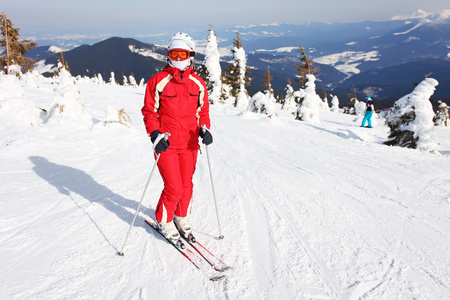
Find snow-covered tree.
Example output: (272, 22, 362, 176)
(282, 78, 296, 112)
(434, 100, 449, 127)
(129, 74, 137, 88)
(122, 74, 128, 86)
(223, 32, 251, 108)
(384, 78, 439, 152)
(330, 95, 340, 113)
(321, 90, 330, 111)
(108, 72, 117, 85)
(97, 73, 105, 85)
(295, 74, 322, 123)
(247, 66, 276, 115)
(202, 26, 222, 104)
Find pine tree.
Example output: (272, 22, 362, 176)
(263, 67, 274, 97)
(223, 31, 252, 108)
(294, 45, 319, 89)
(0, 13, 37, 74)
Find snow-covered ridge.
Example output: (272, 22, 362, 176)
(254, 47, 298, 53)
(128, 45, 166, 61)
(393, 19, 431, 35)
(235, 22, 282, 29)
(392, 9, 450, 21)
(314, 51, 379, 75)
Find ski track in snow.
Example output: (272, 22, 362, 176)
(1, 79, 450, 299)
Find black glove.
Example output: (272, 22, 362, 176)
(150, 130, 170, 153)
(199, 127, 213, 145)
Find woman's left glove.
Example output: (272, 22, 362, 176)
(199, 127, 213, 145)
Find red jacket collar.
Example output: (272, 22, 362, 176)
(164, 64, 194, 82)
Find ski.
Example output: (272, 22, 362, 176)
(181, 234, 232, 273)
(145, 219, 226, 282)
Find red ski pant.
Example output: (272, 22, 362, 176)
(155, 148, 198, 223)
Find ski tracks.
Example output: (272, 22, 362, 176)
(233, 168, 343, 299)
(210, 112, 345, 299)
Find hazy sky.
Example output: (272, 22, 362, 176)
(3, 0, 449, 33)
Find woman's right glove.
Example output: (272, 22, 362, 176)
(150, 130, 170, 153)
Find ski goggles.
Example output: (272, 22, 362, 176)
(167, 49, 195, 60)
(168, 49, 192, 61)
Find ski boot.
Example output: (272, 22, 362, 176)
(174, 215, 196, 243)
(158, 221, 185, 249)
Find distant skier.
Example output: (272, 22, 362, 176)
(361, 95, 375, 128)
(141, 32, 213, 244)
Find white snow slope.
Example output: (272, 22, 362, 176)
(1, 75, 449, 300)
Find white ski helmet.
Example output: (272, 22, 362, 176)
(168, 32, 196, 53)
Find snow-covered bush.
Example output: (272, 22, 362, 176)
(102, 106, 132, 128)
(23, 69, 42, 88)
(45, 63, 92, 126)
(354, 99, 365, 116)
(384, 78, 439, 152)
(249, 91, 276, 116)
(0, 74, 44, 127)
(6, 64, 23, 78)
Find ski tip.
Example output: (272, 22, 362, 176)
(210, 275, 227, 282)
(117, 252, 124, 257)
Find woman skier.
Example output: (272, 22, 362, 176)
(361, 95, 375, 128)
(141, 32, 213, 244)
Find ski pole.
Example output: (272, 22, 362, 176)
(202, 125, 224, 239)
(118, 133, 169, 256)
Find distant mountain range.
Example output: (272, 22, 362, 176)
(26, 9, 450, 108)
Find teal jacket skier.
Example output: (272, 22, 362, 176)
(361, 95, 375, 128)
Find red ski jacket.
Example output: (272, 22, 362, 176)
(142, 65, 210, 151)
